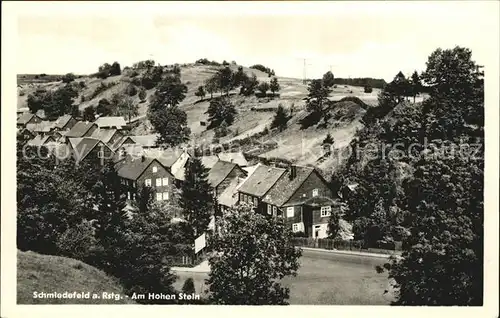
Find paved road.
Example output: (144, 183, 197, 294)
(301, 248, 390, 268)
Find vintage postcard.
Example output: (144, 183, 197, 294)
(1, 1, 498, 317)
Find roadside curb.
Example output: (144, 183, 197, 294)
(299, 247, 400, 259)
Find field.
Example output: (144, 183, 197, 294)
(173, 249, 395, 305)
(17, 250, 134, 304)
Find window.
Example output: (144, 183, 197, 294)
(156, 193, 162, 201)
(321, 206, 332, 217)
(162, 177, 169, 186)
(152, 166, 158, 173)
(267, 205, 272, 215)
(162, 192, 169, 201)
(145, 179, 152, 187)
(253, 197, 258, 206)
(156, 178, 162, 187)
(312, 189, 319, 197)
(273, 206, 277, 215)
(286, 207, 294, 218)
(97, 150, 104, 158)
(127, 192, 131, 200)
(292, 223, 300, 232)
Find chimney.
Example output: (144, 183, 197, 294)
(290, 165, 297, 180)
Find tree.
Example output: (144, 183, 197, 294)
(83, 106, 96, 122)
(149, 106, 191, 147)
(322, 71, 335, 88)
(241, 73, 259, 96)
(384, 153, 483, 305)
(126, 84, 138, 96)
(179, 157, 213, 240)
(206, 203, 302, 305)
(205, 77, 218, 99)
(119, 202, 178, 303)
(148, 75, 188, 113)
(182, 278, 196, 294)
(232, 66, 249, 88)
(206, 96, 237, 128)
(112, 93, 138, 123)
(62, 73, 76, 83)
(27, 89, 47, 114)
(305, 79, 331, 114)
(110, 62, 121, 76)
(327, 207, 342, 239)
(214, 67, 234, 95)
(364, 85, 373, 93)
(135, 185, 154, 215)
(270, 104, 289, 132)
(410, 71, 421, 103)
(195, 86, 206, 101)
(322, 133, 334, 146)
(138, 87, 147, 102)
(96, 98, 113, 116)
(257, 82, 270, 95)
(269, 77, 280, 96)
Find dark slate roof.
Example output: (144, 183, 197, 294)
(208, 160, 238, 188)
(54, 115, 73, 129)
(115, 155, 157, 180)
(65, 122, 96, 138)
(26, 121, 55, 133)
(262, 166, 315, 207)
(237, 164, 286, 198)
(73, 138, 101, 161)
(17, 113, 36, 125)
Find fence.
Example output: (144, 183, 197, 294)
(291, 238, 402, 255)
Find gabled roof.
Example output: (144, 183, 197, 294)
(237, 164, 286, 198)
(200, 155, 219, 169)
(54, 115, 73, 129)
(17, 113, 38, 125)
(217, 152, 248, 167)
(65, 122, 97, 138)
(262, 166, 315, 207)
(90, 128, 119, 144)
(208, 160, 239, 188)
(130, 134, 159, 148)
(142, 148, 184, 168)
(115, 155, 160, 180)
(73, 138, 110, 162)
(94, 116, 126, 128)
(26, 121, 55, 133)
(111, 135, 135, 151)
(67, 137, 83, 150)
(27, 135, 55, 147)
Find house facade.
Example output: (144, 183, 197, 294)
(208, 160, 247, 198)
(72, 138, 115, 165)
(54, 115, 77, 132)
(116, 156, 175, 203)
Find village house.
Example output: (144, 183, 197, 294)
(26, 135, 57, 147)
(208, 160, 247, 198)
(17, 128, 36, 142)
(62, 122, 98, 142)
(94, 116, 127, 130)
(237, 164, 287, 214)
(261, 165, 338, 239)
(53, 114, 77, 132)
(71, 137, 115, 165)
(26, 121, 56, 137)
(115, 155, 175, 203)
(90, 128, 124, 148)
(17, 113, 42, 128)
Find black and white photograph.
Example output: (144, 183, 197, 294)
(1, 1, 499, 316)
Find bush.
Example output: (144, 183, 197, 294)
(61, 73, 76, 83)
(126, 84, 138, 96)
(79, 81, 86, 88)
(181, 278, 195, 294)
(364, 85, 373, 93)
(19, 90, 25, 96)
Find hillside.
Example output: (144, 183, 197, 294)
(17, 250, 134, 304)
(17, 62, 395, 176)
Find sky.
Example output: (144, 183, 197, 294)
(13, 1, 499, 82)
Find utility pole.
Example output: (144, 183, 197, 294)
(301, 58, 312, 84)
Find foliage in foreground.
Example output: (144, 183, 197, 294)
(207, 203, 302, 305)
